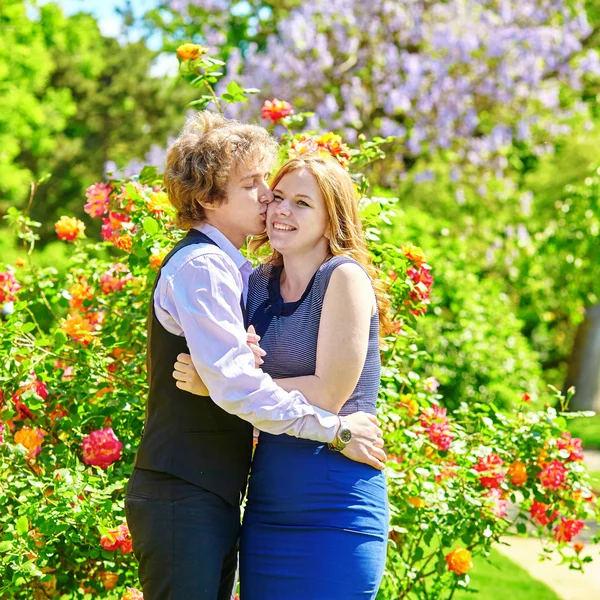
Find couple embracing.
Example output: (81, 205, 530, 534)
(125, 111, 390, 600)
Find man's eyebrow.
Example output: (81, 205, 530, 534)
(239, 171, 265, 182)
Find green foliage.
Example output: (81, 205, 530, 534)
(1, 0, 196, 242)
(382, 203, 544, 410)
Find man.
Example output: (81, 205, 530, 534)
(125, 111, 386, 600)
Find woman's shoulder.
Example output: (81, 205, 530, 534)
(315, 255, 369, 290)
(249, 261, 278, 288)
(251, 262, 271, 277)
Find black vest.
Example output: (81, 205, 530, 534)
(134, 229, 253, 505)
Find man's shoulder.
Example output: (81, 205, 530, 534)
(161, 242, 237, 282)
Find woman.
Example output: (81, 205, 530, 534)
(174, 154, 390, 599)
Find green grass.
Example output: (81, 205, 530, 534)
(568, 416, 600, 450)
(588, 470, 600, 494)
(453, 547, 561, 600)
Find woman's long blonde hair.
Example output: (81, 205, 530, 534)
(249, 155, 392, 335)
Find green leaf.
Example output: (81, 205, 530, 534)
(16, 516, 28, 535)
(134, 244, 148, 259)
(188, 98, 211, 108)
(0, 541, 12, 553)
(20, 322, 35, 333)
(54, 329, 68, 348)
(226, 81, 244, 95)
(139, 166, 159, 184)
(143, 217, 160, 236)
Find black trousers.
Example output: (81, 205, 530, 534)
(125, 468, 240, 600)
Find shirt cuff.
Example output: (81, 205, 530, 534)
(311, 406, 340, 444)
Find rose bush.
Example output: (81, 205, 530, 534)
(0, 43, 598, 599)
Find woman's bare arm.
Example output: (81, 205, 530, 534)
(274, 263, 375, 414)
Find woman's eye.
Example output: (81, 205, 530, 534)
(273, 195, 283, 202)
(297, 200, 309, 207)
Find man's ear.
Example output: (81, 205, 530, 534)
(197, 198, 216, 211)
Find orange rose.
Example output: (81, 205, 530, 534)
(408, 496, 426, 508)
(55, 216, 85, 242)
(400, 394, 419, 416)
(114, 234, 133, 253)
(69, 280, 93, 311)
(537, 447, 550, 468)
(99, 570, 119, 590)
(507, 460, 528, 486)
(176, 43, 206, 61)
(445, 547, 473, 575)
(61, 313, 95, 346)
(149, 249, 169, 270)
(574, 542, 584, 554)
(14, 426, 44, 459)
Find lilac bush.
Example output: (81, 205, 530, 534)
(169, 0, 600, 189)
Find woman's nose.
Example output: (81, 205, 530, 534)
(275, 199, 291, 215)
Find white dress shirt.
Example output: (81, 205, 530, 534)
(153, 223, 339, 443)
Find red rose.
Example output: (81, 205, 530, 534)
(557, 432, 584, 462)
(473, 453, 505, 488)
(529, 500, 559, 526)
(82, 427, 123, 469)
(553, 518, 584, 543)
(100, 523, 132, 554)
(261, 98, 293, 124)
(538, 459, 567, 490)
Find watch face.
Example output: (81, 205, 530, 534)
(339, 428, 352, 444)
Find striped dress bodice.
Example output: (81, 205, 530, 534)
(247, 255, 381, 416)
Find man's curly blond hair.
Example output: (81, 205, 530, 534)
(164, 111, 278, 230)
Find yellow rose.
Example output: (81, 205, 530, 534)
(176, 43, 206, 61)
(401, 242, 427, 267)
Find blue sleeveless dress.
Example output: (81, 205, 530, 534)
(239, 256, 389, 599)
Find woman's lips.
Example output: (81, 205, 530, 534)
(271, 222, 296, 231)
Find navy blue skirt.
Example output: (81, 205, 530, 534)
(239, 433, 389, 599)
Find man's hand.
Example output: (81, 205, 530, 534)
(340, 412, 386, 470)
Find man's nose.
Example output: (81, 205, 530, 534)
(258, 186, 274, 204)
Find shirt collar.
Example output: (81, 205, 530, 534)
(194, 223, 251, 272)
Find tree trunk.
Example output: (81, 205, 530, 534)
(565, 303, 600, 412)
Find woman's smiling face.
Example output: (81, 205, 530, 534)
(266, 168, 330, 256)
